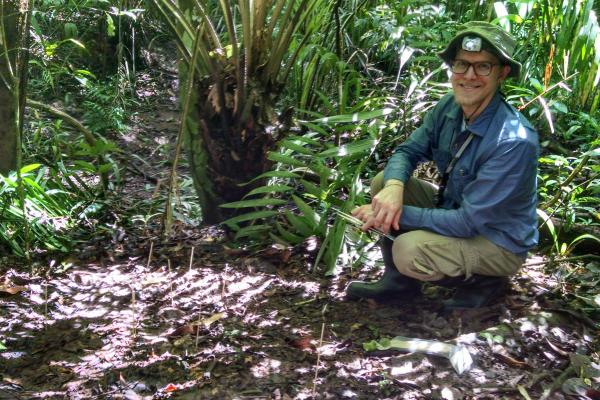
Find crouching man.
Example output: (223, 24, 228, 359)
(347, 21, 539, 310)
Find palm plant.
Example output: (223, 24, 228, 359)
(152, 0, 329, 223)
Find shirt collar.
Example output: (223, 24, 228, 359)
(445, 92, 504, 137)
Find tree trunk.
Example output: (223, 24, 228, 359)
(184, 75, 277, 224)
(0, 1, 19, 175)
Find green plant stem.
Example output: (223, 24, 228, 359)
(27, 99, 109, 188)
(517, 72, 578, 112)
(13, 0, 33, 261)
(541, 155, 590, 210)
(163, 25, 202, 235)
(27, 99, 97, 147)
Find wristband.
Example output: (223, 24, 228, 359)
(384, 180, 404, 188)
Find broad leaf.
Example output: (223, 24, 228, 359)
(220, 198, 286, 208)
(312, 108, 393, 124)
(244, 184, 294, 197)
(222, 210, 279, 226)
(318, 139, 378, 157)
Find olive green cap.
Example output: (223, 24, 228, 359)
(438, 21, 521, 78)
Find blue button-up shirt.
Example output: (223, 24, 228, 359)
(384, 92, 539, 257)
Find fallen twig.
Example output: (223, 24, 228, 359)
(147, 241, 154, 268)
(189, 246, 195, 271)
(312, 304, 328, 397)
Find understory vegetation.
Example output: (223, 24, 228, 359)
(1, 0, 599, 316)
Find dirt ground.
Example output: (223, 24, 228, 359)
(1, 70, 599, 400)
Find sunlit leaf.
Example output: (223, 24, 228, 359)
(220, 198, 286, 208)
(312, 108, 394, 124)
(244, 184, 294, 197)
(222, 210, 278, 226)
(239, 171, 301, 186)
(318, 139, 377, 157)
(267, 152, 306, 167)
(583, 147, 600, 157)
(20, 164, 42, 174)
(517, 385, 533, 400)
(280, 140, 316, 156)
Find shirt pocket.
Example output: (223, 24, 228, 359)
(450, 167, 475, 197)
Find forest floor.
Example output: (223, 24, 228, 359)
(1, 69, 599, 400)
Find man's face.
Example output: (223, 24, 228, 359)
(451, 49, 510, 113)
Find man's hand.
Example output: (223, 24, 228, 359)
(352, 182, 404, 234)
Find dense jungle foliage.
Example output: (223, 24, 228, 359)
(0, 0, 599, 303)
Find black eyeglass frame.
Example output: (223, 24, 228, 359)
(450, 59, 501, 76)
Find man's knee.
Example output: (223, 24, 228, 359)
(391, 232, 445, 281)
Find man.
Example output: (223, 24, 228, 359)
(347, 21, 539, 309)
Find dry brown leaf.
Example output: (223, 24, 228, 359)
(287, 335, 314, 351)
(0, 285, 27, 295)
(168, 325, 196, 338)
(492, 346, 530, 369)
(168, 313, 225, 339)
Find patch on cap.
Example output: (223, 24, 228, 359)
(462, 36, 482, 52)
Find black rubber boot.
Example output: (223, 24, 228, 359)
(437, 274, 509, 310)
(346, 237, 421, 302)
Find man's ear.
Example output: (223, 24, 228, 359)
(499, 65, 511, 80)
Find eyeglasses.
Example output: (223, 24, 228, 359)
(451, 59, 500, 76)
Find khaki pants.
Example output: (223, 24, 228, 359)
(371, 172, 523, 281)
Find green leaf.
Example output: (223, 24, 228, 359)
(292, 195, 320, 228)
(321, 219, 347, 275)
(280, 140, 316, 156)
(245, 184, 294, 197)
(567, 233, 600, 254)
(62, 38, 87, 50)
(583, 148, 600, 157)
(517, 385, 533, 400)
(300, 179, 325, 201)
(234, 224, 271, 240)
(267, 152, 306, 167)
(220, 198, 286, 208)
(72, 160, 97, 173)
(64, 22, 78, 38)
(275, 222, 304, 244)
(318, 139, 378, 157)
(239, 171, 301, 185)
(20, 164, 42, 174)
(537, 208, 557, 243)
(0, 340, 6, 351)
(284, 210, 313, 236)
(312, 108, 394, 124)
(222, 210, 279, 226)
(106, 13, 116, 37)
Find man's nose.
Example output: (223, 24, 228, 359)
(464, 64, 477, 78)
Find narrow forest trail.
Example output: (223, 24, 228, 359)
(1, 72, 598, 400)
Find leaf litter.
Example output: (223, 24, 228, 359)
(1, 69, 598, 400)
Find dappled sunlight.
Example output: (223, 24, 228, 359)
(1, 234, 597, 397)
(251, 358, 282, 378)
